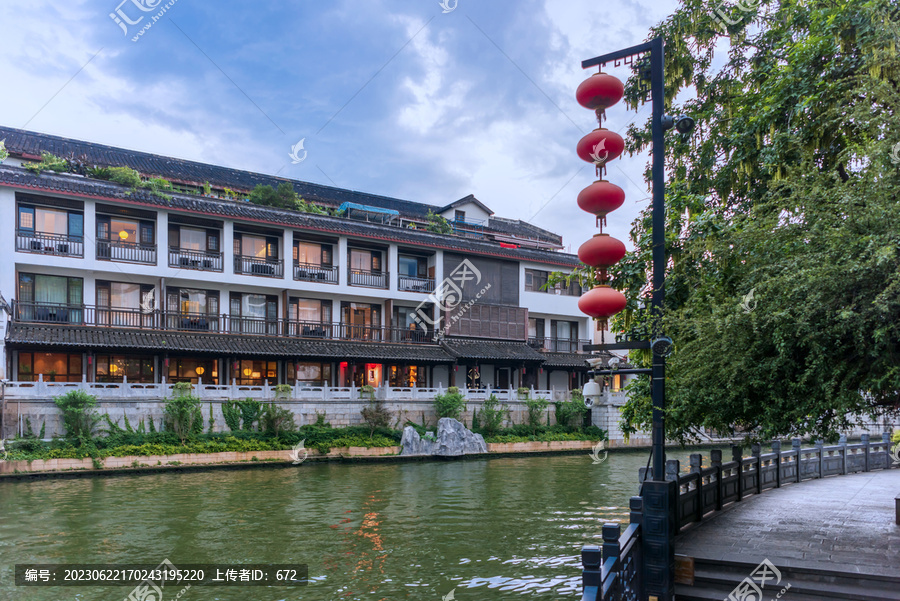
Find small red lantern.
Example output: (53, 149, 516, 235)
(578, 233, 627, 268)
(576, 128, 624, 166)
(577, 180, 625, 222)
(576, 72, 624, 113)
(578, 285, 627, 330)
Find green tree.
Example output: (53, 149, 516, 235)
(599, 0, 900, 443)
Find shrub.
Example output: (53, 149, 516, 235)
(222, 401, 242, 432)
(555, 396, 588, 431)
(239, 399, 263, 431)
(360, 384, 376, 399)
(164, 394, 204, 443)
(524, 397, 550, 434)
(434, 388, 466, 420)
(274, 384, 292, 398)
(517, 387, 530, 399)
(54, 390, 102, 442)
(107, 166, 142, 188)
(260, 403, 296, 436)
(475, 395, 508, 437)
(361, 400, 392, 437)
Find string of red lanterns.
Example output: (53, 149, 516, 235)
(575, 70, 628, 337)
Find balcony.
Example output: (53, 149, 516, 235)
(397, 275, 436, 294)
(234, 255, 284, 278)
(294, 262, 339, 284)
(349, 269, 388, 289)
(528, 337, 591, 353)
(169, 248, 224, 272)
(12, 302, 434, 345)
(97, 240, 157, 265)
(16, 230, 84, 258)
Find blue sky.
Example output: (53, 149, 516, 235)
(0, 0, 679, 252)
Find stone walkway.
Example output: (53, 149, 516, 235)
(676, 468, 900, 578)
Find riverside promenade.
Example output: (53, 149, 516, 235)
(675, 468, 900, 600)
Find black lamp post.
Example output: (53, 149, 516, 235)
(581, 36, 690, 601)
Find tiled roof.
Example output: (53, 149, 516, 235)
(0, 126, 561, 244)
(440, 338, 546, 362)
(0, 166, 580, 268)
(439, 194, 494, 216)
(6, 324, 455, 363)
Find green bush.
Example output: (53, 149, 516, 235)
(222, 401, 242, 431)
(555, 396, 588, 431)
(164, 395, 204, 443)
(239, 399, 263, 431)
(524, 397, 550, 434)
(54, 390, 102, 442)
(434, 389, 466, 420)
(260, 403, 296, 435)
(361, 400, 392, 437)
(475, 394, 508, 437)
(107, 166, 142, 188)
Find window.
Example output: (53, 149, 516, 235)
(551, 320, 579, 352)
(388, 364, 425, 387)
(290, 298, 330, 323)
(95, 354, 155, 383)
(166, 288, 219, 314)
(286, 362, 332, 386)
(18, 205, 83, 238)
(341, 302, 381, 339)
(18, 274, 83, 306)
(529, 317, 545, 343)
(235, 233, 278, 259)
(233, 359, 277, 386)
(350, 249, 382, 272)
(525, 269, 550, 292)
(293, 241, 332, 266)
(97, 282, 155, 326)
(168, 358, 218, 384)
(230, 292, 278, 334)
(17, 352, 82, 382)
(454, 210, 466, 221)
(169, 226, 219, 252)
(97, 216, 154, 245)
(398, 255, 427, 278)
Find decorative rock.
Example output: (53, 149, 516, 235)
(400, 418, 487, 456)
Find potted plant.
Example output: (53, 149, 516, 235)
(360, 384, 376, 400)
(517, 386, 530, 400)
(274, 384, 293, 399)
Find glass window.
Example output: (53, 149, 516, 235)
(168, 358, 218, 384)
(180, 227, 206, 251)
(17, 352, 82, 382)
(36, 208, 68, 235)
(242, 294, 268, 319)
(291, 299, 325, 322)
(35, 275, 69, 304)
(111, 218, 139, 244)
(180, 289, 207, 314)
(96, 354, 154, 383)
(110, 282, 141, 308)
(525, 269, 549, 292)
(242, 235, 266, 258)
(399, 256, 418, 277)
(18, 206, 34, 230)
(286, 362, 332, 386)
(294, 242, 322, 265)
(233, 359, 277, 385)
(350, 249, 370, 271)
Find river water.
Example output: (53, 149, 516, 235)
(0, 449, 712, 601)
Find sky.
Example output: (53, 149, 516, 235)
(0, 0, 680, 253)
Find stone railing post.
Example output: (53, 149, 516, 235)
(839, 434, 847, 475)
(861, 433, 870, 472)
(884, 432, 894, 470)
(602, 523, 622, 595)
(772, 440, 782, 488)
(711, 450, 723, 510)
(690, 454, 703, 522)
(815, 439, 824, 478)
(792, 438, 801, 483)
(732, 445, 743, 502)
(630, 496, 643, 525)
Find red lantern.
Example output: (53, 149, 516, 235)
(578, 285, 627, 330)
(577, 180, 625, 219)
(576, 129, 624, 165)
(578, 233, 626, 268)
(576, 72, 624, 112)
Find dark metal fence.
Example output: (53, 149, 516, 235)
(168, 248, 223, 272)
(294, 262, 339, 284)
(234, 255, 284, 278)
(16, 230, 84, 258)
(97, 240, 157, 264)
(348, 268, 388, 288)
(527, 337, 591, 353)
(582, 433, 897, 601)
(398, 275, 436, 293)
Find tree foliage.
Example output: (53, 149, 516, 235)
(578, 0, 900, 442)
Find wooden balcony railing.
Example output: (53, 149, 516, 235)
(293, 262, 339, 284)
(16, 230, 84, 258)
(398, 275, 436, 293)
(97, 240, 157, 265)
(169, 248, 224, 272)
(234, 255, 284, 278)
(528, 337, 591, 353)
(12, 302, 433, 345)
(348, 269, 388, 289)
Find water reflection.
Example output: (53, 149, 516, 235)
(0, 448, 712, 600)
